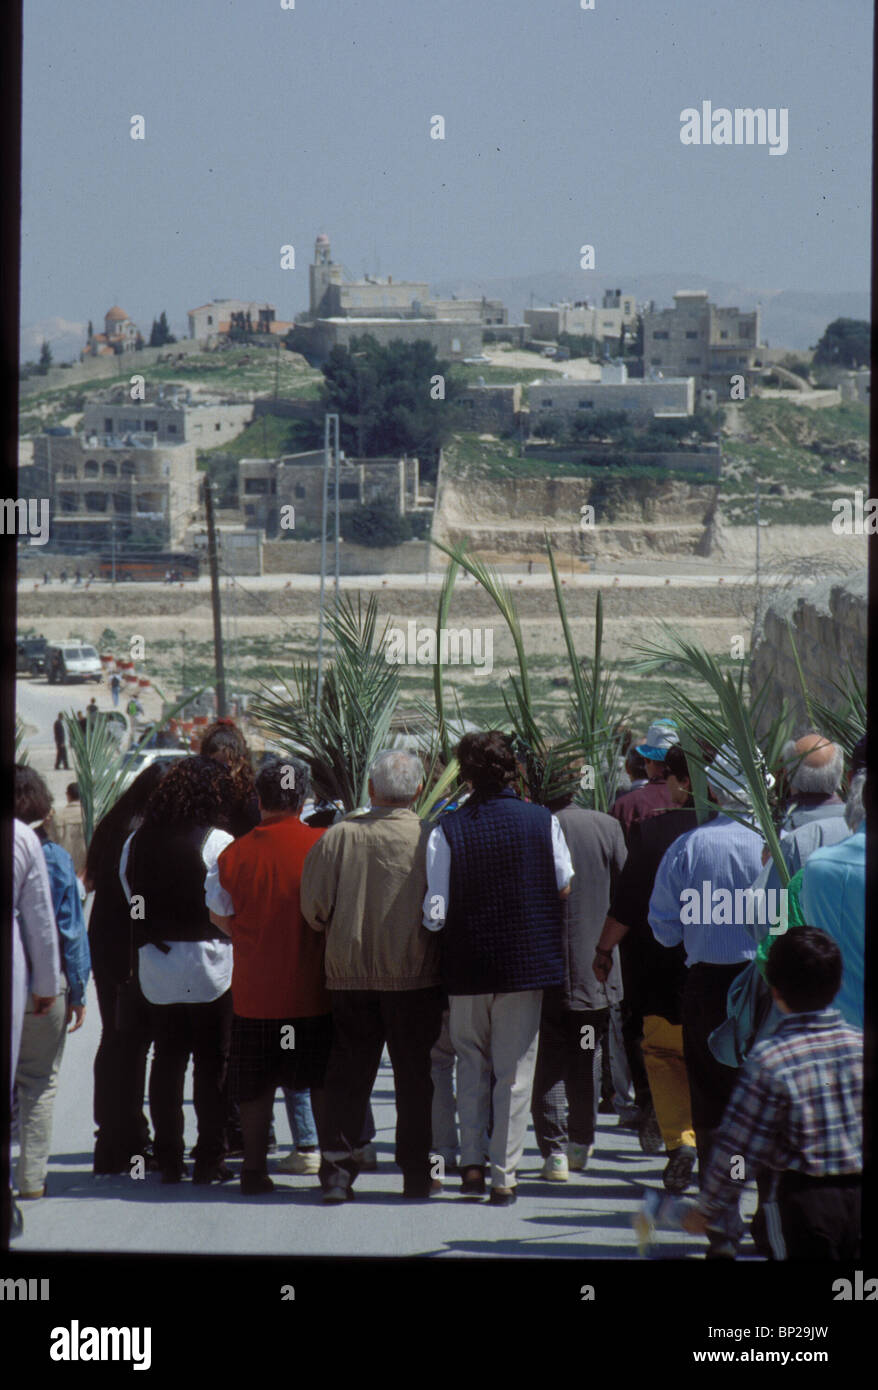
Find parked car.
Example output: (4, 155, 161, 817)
(16, 634, 48, 677)
(45, 642, 103, 684)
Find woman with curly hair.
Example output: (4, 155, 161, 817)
(13, 766, 91, 1199)
(199, 719, 260, 839)
(122, 756, 236, 1184)
(87, 760, 177, 1174)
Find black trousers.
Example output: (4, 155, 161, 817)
(148, 990, 233, 1170)
(531, 997, 609, 1153)
(776, 1172, 861, 1261)
(681, 962, 748, 1182)
(92, 970, 153, 1168)
(54, 745, 69, 770)
(318, 987, 444, 1192)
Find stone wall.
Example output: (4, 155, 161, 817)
(749, 571, 867, 729)
(262, 538, 433, 575)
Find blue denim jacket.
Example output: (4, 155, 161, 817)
(42, 840, 91, 1007)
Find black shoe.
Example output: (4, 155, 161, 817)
(402, 1178, 443, 1198)
(638, 1109, 664, 1155)
(193, 1161, 234, 1185)
(460, 1165, 486, 1197)
(240, 1170, 275, 1195)
(161, 1163, 188, 1184)
(93, 1157, 127, 1176)
(662, 1144, 697, 1194)
(489, 1187, 517, 1207)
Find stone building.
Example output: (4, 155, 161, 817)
(31, 432, 199, 549)
(187, 300, 294, 342)
(82, 390, 254, 447)
(238, 451, 419, 537)
(643, 291, 762, 385)
(456, 383, 523, 433)
(291, 234, 511, 363)
(525, 289, 637, 344)
(529, 362, 694, 423)
(81, 306, 140, 358)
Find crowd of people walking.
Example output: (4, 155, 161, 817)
(9, 714, 865, 1259)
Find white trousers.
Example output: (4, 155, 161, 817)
(449, 990, 543, 1189)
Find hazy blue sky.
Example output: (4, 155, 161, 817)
(21, 0, 872, 355)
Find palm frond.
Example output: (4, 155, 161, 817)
(248, 592, 401, 811)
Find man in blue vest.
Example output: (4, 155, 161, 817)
(424, 731, 573, 1205)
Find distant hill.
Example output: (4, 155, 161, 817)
(429, 271, 870, 352)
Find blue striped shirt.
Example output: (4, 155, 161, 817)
(648, 813, 763, 966)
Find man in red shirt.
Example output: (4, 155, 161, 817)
(206, 756, 330, 1194)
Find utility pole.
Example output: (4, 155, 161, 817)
(754, 477, 761, 633)
(315, 420, 331, 711)
(204, 477, 227, 716)
(111, 517, 116, 586)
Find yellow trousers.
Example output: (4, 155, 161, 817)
(641, 1015, 695, 1151)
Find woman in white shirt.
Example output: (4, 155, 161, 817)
(121, 756, 236, 1185)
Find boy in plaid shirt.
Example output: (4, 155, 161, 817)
(684, 926, 862, 1259)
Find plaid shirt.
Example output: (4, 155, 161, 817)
(699, 1008, 862, 1219)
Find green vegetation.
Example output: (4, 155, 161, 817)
(812, 318, 870, 368)
(320, 336, 465, 481)
(720, 396, 868, 525)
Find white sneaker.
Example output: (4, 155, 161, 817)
(567, 1143, 595, 1172)
(276, 1150, 320, 1175)
(540, 1154, 569, 1182)
(353, 1143, 377, 1171)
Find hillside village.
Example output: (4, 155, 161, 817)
(16, 235, 869, 730)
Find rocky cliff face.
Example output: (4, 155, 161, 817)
(749, 571, 867, 729)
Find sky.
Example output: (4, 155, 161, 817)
(20, 0, 873, 358)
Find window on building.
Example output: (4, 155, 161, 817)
(85, 492, 108, 513)
(62, 464, 77, 478)
(244, 504, 255, 516)
(451, 338, 461, 353)
(104, 418, 113, 432)
(145, 420, 158, 431)
(167, 424, 177, 433)
(650, 357, 663, 366)
(207, 315, 213, 325)
(84, 460, 99, 477)
(719, 331, 729, 340)
(541, 399, 553, 407)
(295, 484, 306, 499)
(685, 331, 698, 339)
(686, 357, 700, 365)
(215, 423, 222, 431)
(739, 323, 750, 338)
(59, 493, 76, 513)
(121, 459, 136, 476)
(244, 478, 270, 495)
(339, 482, 358, 500)
(102, 461, 117, 478)
(578, 400, 594, 409)
(653, 331, 669, 340)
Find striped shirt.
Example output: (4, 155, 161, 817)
(699, 1008, 862, 1219)
(648, 813, 763, 965)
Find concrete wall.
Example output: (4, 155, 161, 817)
(456, 384, 522, 432)
(21, 339, 206, 395)
(529, 377, 695, 420)
(288, 319, 482, 364)
(261, 538, 432, 574)
(749, 572, 867, 729)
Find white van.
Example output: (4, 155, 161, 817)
(46, 642, 103, 684)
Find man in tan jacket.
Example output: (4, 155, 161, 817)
(301, 750, 443, 1203)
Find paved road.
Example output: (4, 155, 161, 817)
(11, 984, 759, 1259)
